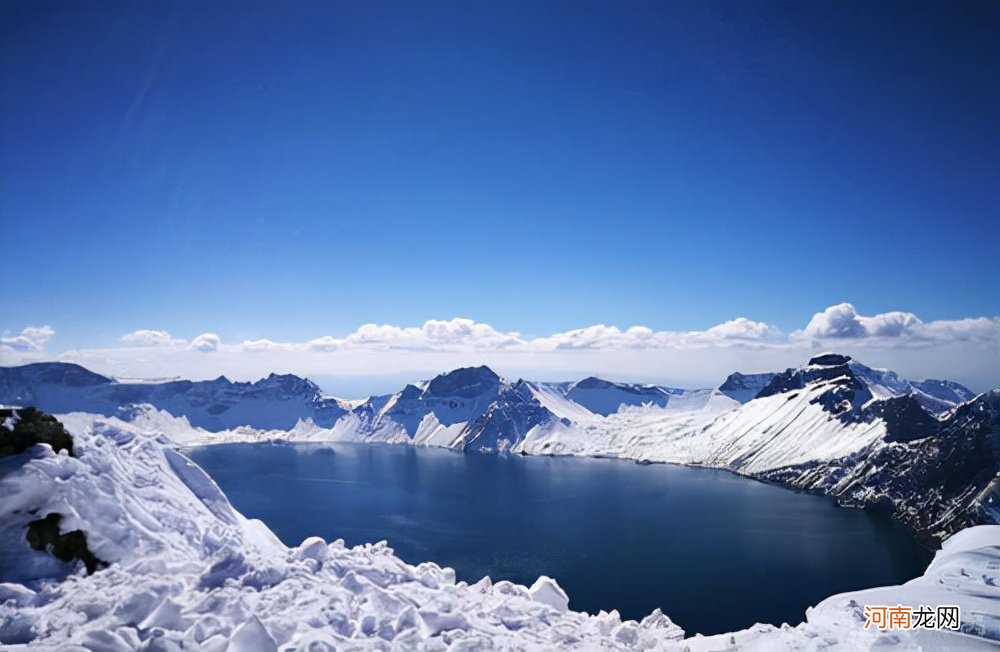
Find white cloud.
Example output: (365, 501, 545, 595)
(422, 318, 523, 348)
(2, 304, 997, 393)
(861, 311, 922, 337)
(341, 318, 523, 350)
(531, 318, 779, 350)
(189, 333, 221, 353)
(240, 338, 296, 353)
(704, 317, 781, 340)
(306, 336, 339, 352)
(121, 329, 184, 347)
(1, 325, 54, 352)
(795, 303, 1000, 343)
(532, 324, 651, 350)
(918, 316, 1000, 342)
(798, 303, 869, 339)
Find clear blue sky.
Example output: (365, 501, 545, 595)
(2, 0, 997, 349)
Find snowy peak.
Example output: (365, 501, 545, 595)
(459, 380, 559, 452)
(755, 353, 974, 417)
(808, 352, 853, 367)
(911, 378, 977, 404)
(908, 379, 978, 414)
(249, 372, 322, 399)
(174, 372, 323, 400)
(717, 371, 778, 403)
(362, 368, 559, 451)
(756, 354, 872, 416)
(355, 368, 505, 440)
(570, 377, 667, 397)
(424, 365, 501, 398)
(572, 376, 631, 391)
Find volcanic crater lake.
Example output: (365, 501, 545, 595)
(186, 442, 933, 636)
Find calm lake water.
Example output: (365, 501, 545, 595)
(186, 442, 932, 635)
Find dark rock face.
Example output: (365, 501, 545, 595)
(426, 366, 500, 398)
(874, 396, 943, 443)
(737, 356, 996, 540)
(717, 372, 779, 403)
(757, 360, 873, 416)
(0, 407, 75, 457)
(0, 362, 112, 388)
(462, 381, 555, 452)
(759, 390, 1000, 540)
(911, 379, 976, 405)
(2, 410, 109, 576)
(572, 377, 663, 397)
(808, 353, 853, 366)
(573, 377, 617, 390)
(26, 513, 107, 575)
(757, 354, 974, 419)
(718, 372, 776, 391)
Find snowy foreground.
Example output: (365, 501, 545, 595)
(2, 413, 998, 650)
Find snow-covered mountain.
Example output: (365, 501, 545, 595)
(1, 355, 996, 539)
(325, 366, 559, 451)
(1, 408, 997, 650)
(0, 362, 349, 431)
(755, 353, 977, 416)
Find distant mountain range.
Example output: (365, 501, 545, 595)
(2, 355, 997, 540)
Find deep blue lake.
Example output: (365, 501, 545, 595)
(186, 442, 933, 636)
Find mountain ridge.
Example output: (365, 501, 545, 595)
(1, 356, 996, 539)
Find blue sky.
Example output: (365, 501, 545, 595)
(1, 1, 998, 390)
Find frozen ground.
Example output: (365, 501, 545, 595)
(1, 413, 998, 650)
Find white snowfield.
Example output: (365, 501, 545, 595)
(1, 414, 998, 651)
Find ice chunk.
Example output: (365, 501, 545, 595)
(226, 616, 277, 652)
(293, 536, 329, 563)
(418, 609, 470, 637)
(529, 576, 569, 613)
(162, 448, 235, 525)
(80, 630, 134, 652)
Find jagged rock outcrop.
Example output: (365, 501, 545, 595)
(0, 406, 75, 457)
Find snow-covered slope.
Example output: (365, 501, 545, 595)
(761, 388, 1000, 540)
(1, 411, 997, 650)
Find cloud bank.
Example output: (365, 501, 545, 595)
(1, 304, 997, 394)
(121, 330, 184, 347)
(1, 325, 54, 352)
(795, 303, 998, 342)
